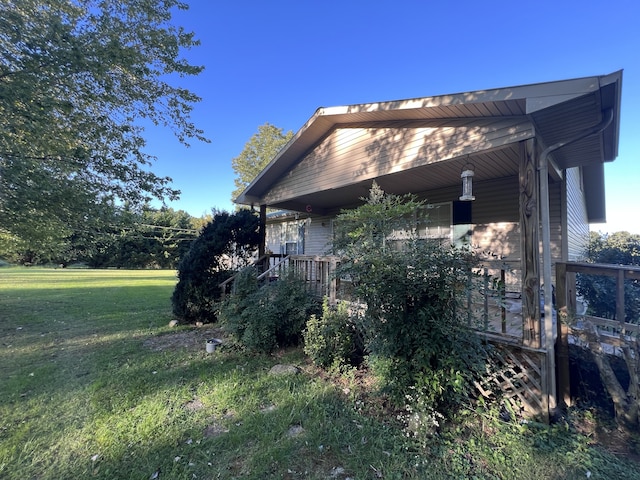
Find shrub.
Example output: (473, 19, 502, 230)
(220, 267, 320, 353)
(303, 298, 362, 369)
(332, 183, 490, 416)
(172, 210, 259, 323)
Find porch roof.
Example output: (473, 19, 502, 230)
(236, 72, 622, 220)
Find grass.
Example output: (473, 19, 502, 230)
(1, 267, 639, 479)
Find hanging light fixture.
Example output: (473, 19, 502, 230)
(459, 161, 475, 201)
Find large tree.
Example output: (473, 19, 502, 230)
(230, 123, 293, 203)
(0, 0, 207, 254)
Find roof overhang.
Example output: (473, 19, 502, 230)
(236, 71, 622, 222)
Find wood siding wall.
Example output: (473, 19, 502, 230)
(265, 215, 334, 256)
(564, 167, 589, 261)
(264, 120, 533, 205)
(306, 216, 334, 255)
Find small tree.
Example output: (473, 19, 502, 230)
(172, 210, 259, 323)
(333, 183, 488, 416)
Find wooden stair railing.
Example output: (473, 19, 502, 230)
(218, 254, 271, 299)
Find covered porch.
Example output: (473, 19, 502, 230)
(235, 72, 623, 420)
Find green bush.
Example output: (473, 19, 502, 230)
(332, 183, 490, 415)
(172, 210, 259, 323)
(220, 267, 320, 353)
(303, 298, 362, 369)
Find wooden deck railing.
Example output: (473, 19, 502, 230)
(555, 261, 640, 406)
(219, 254, 340, 301)
(220, 254, 524, 338)
(556, 261, 640, 334)
(219, 254, 282, 298)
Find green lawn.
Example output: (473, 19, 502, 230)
(1, 267, 638, 479)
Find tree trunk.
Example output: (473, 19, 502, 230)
(581, 322, 639, 430)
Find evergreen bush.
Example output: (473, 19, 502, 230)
(171, 210, 259, 323)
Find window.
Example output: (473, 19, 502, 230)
(417, 203, 452, 240)
(285, 241, 298, 255)
(388, 202, 452, 250)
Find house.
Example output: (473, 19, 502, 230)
(235, 72, 623, 418)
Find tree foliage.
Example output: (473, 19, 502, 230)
(172, 210, 260, 323)
(578, 231, 640, 320)
(575, 231, 640, 430)
(332, 183, 488, 415)
(79, 206, 197, 269)
(0, 204, 199, 267)
(0, 0, 207, 249)
(230, 123, 293, 203)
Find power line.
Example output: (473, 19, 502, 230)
(134, 223, 198, 233)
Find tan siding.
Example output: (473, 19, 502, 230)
(264, 120, 533, 205)
(471, 176, 520, 224)
(472, 222, 521, 261)
(548, 181, 563, 262)
(265, 218, 287, 255)
(296, 177, 524, 262)
(306, 216, 333, 255)
(265, 220, 282, 254)
(565, 167, 589, 260)
(265, 217, 304, 255)
(266, 215, 334, 256)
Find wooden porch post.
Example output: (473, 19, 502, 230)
(258, 204, 267, 268)
(555, 262, 572, 407)
(519, 138, 541, 348)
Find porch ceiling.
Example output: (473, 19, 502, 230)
(268, 144, 520, 215)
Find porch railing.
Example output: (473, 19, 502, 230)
(220, 254, 529, 339)
(555, 261, 640, 406)
(219, 254, 340, 302)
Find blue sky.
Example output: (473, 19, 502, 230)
(144, 0, 639, 234)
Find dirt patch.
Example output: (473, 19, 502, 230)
(143, 326, 225, 352)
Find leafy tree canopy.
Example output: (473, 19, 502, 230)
(578, 231, 640, 321)
(231, 123, 293, 203)
(0, 0, 207, 249)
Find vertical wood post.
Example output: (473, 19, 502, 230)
(329, 257, 337, 305)
(617, 269, 626, 330)
(555, 262, 571, 407)
(258, 204, 267, 266)
(483, 268, 489, 331)
(500, 268, 507, 334)
(519, 139, 541, 348)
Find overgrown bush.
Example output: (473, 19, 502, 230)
(332, 182, 490, 416)
(219, 267, 320, 353)
(303, 299, 363, 369)
(172, 210, 259, 323)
